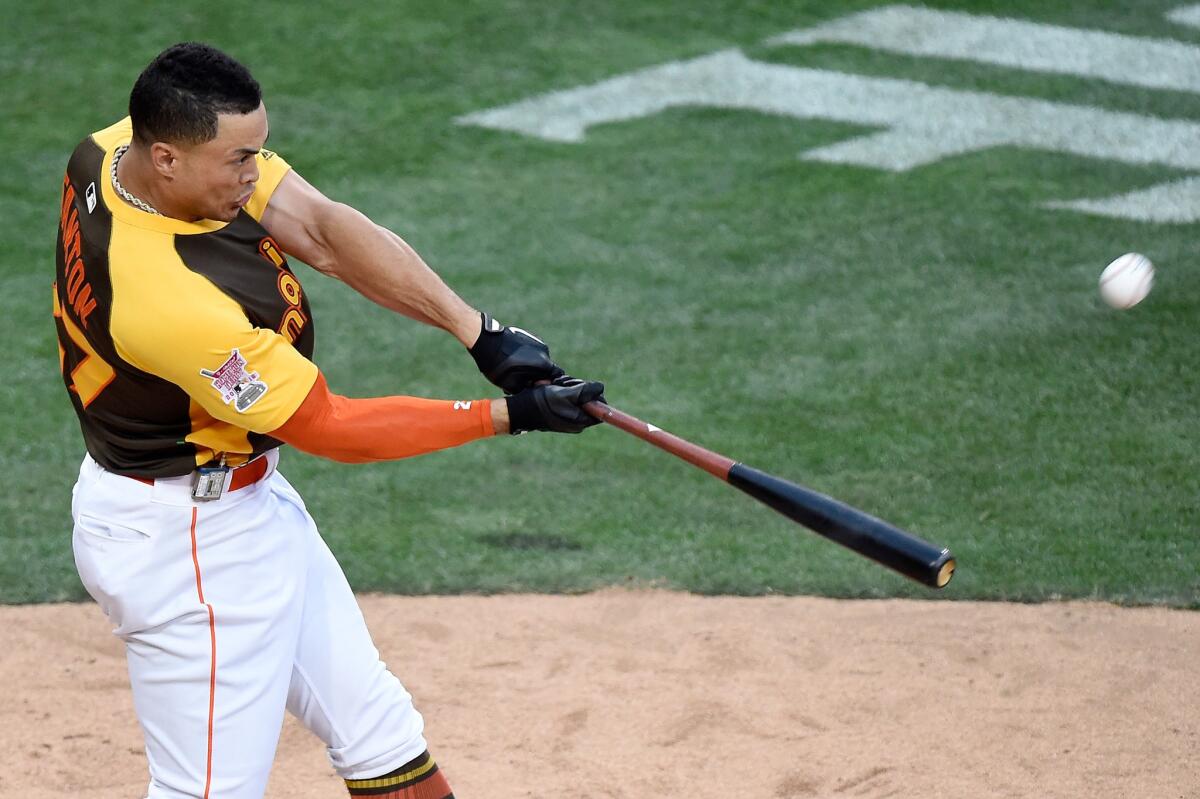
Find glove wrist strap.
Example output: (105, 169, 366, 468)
(504, 391, 540, 435)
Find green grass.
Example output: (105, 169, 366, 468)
(2, 0, 1198, 606)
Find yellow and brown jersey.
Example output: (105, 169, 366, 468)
(53, 118, 318, 477)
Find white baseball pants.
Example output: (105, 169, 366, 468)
(71, 452, 427, 798)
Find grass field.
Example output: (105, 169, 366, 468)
(2, 0, 1198, 606)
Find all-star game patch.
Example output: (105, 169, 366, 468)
(200, 349, 269, 412)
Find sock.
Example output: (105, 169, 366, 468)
(344, 750, 454, 798)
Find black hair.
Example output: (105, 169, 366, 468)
(129, 42, 262, 145)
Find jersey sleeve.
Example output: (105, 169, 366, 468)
(272, 372, 496, 463)
(243, 148, 292, 222)
(113, 280, 318, 434)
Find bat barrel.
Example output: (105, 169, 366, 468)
(728, 464, 955, 588)
(585, 400, 956, 589)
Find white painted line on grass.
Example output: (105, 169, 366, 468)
(1166, 4, 1200, 29)
(1046, 176, 1200, 223)
(457, 50, 1200, 173)
(458, 16, 1200, 222)
(769, 5, 1200, 95)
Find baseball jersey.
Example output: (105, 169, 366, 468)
(53, 118, 319, 477)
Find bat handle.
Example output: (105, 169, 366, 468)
(582, 400, 609, 421)
(583, 401, 736, 479)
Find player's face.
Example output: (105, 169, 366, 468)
(170, 103, 269, 223)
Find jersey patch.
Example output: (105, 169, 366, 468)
(200, 349, 269, 412)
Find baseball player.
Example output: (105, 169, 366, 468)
(54, 42, 603, 799)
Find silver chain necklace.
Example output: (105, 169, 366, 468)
(111, 145, 162, 215)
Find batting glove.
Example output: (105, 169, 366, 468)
(505, 376, 606, 434)
(469, 312, 565, 394)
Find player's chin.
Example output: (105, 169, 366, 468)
(213, 204, 242, 222)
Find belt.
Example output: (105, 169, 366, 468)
(128, 455, 270, 492)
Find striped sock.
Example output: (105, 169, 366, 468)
(344, 751, 454, 798)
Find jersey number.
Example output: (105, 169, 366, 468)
(53, 284, 115, 407)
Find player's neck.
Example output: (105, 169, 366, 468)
(116, 145, 201, 222)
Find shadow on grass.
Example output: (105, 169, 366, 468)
(478, 531, 585, 552)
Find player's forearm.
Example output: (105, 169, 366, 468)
(317, 202, 480, 346)
(271, 372, 508, 464)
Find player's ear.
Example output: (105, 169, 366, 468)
(149, 142, 178, 179)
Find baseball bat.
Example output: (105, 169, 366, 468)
(582, 400, 956, 589)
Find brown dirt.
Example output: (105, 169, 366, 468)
(2, 590, 1197, 798)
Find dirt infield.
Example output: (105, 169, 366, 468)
(2, 590, 1196, 798)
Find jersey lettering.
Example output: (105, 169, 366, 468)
(277, 272, 302, 305)
(59, 175, 97, 328)
(258, 236, 285, 267)
(259, 236, 309, 343)
(53, 284, 116, 407)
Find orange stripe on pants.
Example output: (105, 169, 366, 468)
(189, 507, 217, 799)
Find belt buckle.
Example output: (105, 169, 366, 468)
(192, 464, 230, 501)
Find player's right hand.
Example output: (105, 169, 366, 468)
(469, 312, 565, 394)
(505, 376, 606, 434)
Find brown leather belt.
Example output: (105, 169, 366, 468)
(128, 456, 270, 492)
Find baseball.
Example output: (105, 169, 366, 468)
(1099, 252, 1154, 309)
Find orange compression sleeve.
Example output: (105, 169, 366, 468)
(270, 372, 495, 463)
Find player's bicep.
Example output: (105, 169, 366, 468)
(259, 170, 341, 276)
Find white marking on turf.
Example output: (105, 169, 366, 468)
(457, 13, 1200, 222)
(1046, 176, 1200, 223)
(1166, 4, 1200, 29)
(769, 5, 1200, 95)
(458, 50, 1200, 172)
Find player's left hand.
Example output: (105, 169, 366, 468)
(469, 312, 565, 394)
(505, 375, 606, 434)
